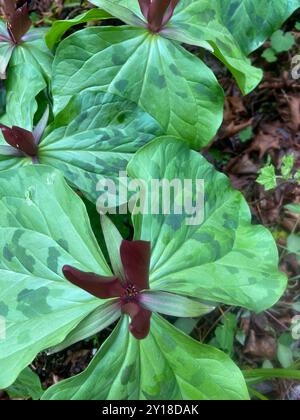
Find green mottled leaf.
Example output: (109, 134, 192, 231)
(0, 139, 286, 398)
(127, 137, 286, 311)
(42, 314, 249, 400)
(94, 0, 299, 94)
(101, 215, 125, 280)
(140, 291, 215, 317)
(0, 145, 30, 172)
(1, 27, 52, 126)
(210, 0, 300, 55)
(96, 0, 300, 54)
(11, 29, 52, 80)
(48, 300, 121, 354)
(45, 9, 112, 50)
(6, 367, 43, 400)
(0, 90, 162, 203)
(5, 62, 46, 130)
(0, 42, 14, 79)
(0, 165, 112, 388)
(164, 0, 262, 94)
(90, 1, 145, 27)
(52, 26, 224, 149)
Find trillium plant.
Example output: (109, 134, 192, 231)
(0, 0, 32, 77)
(0, 0, 299, 401)
(138, 0, 179, 33)
(62, 240, 153, 340)
(0, 0, 52, 128)
(0, 90, 161, 202)
(0, 138, 287, 399)
(50, 0, 299, 148)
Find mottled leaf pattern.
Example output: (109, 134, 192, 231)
(215, 0, 300, 54)
(164, 0, 262, 94)
(0, 150, 284, 397)
(1, 0, 295, 399)
(11, 28, 52, 80)
(0, 20, 12, 77)
(5, 367, 44, 400)
(1, 27, 52, 126)
(52, 26, 224, 149)
(0, 148, 30, 172)
(0, 43, 14, 79)
(4, 62, 46, 130)
(48, 301, 122, 354)
(0, 90, 162, 203)
(39, 90, 162, 202)
(42, 315, 249, 400)
(93, 0, 259, 94)
(127, 137, 287, 311)
(0, 166, 112, 388)
(45, 9, 112, 50)
(104, 0, 300, 55)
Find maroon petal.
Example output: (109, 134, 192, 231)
(138, 0, 150, 19)
(122, 302, 151, 340)
(7, 4, 31, 44)
(162, 0, 179, 26)
(2, 0, 16, 18)
(120, 240, 151, 291)
(12, 126, 37, 156)
(62, 265, 124, 299)
(0, 124, 19, 149)
(147, 0, 171, 32)
(0, 124, 38, 156)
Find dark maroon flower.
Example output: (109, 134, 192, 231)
(63, 240, 152, 340)
(138, 0, 179, 33)
(1, 0, 32, 45)
(0, 124, 37, 157)
(0, 107, 48, 161)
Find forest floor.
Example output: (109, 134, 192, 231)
(1, 2, 300, 401)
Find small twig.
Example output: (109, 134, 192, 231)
(265, 310, 290, 331)
(201, 306, 233, 342)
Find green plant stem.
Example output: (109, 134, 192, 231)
(248, 387, 269, 400)
(243, 368, 300, 385)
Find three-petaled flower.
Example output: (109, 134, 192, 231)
(63, 237, 211, 340)
(138, 0, 179, 33)
(63, 240, 152, 340)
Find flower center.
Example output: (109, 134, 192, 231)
(139, 0, 179, 34)
(122, 283, 139, 302)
